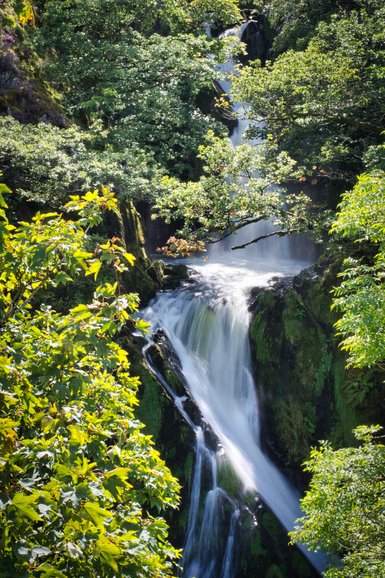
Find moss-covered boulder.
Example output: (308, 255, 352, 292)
(249, 262, 385, 475)
(0, 9, 66, 125)
(236, 500, 319, 578)
(122, 331, 196, 547)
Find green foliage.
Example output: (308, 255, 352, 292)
(153, 130, 329, 249)
(290, 426, 385, 577)
(331, 171, 385, 244)
(233, 2, 385, 183)
(0, 1, 35, 28)
(15, 0, 35, 27)
(179, 0, 241, 30)
(331, 170, 385, 368)
(33, 1, 231, 176)
(0, 117, 162, 207)
(36, 0, 240, 39)
(0, 186, 180, 577)
(148, 1, 384, 252)
(295, 168, 385, 576)
(265, 0, 353, 54)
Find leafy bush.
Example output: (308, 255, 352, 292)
(290, 426, 385, 577)
(331, 170, 385, 368)
(0, 185, 180, 577)
(0, 117, 162, 207)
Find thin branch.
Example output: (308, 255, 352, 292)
(231, 229, 288, 250)
(208, 215, 266, 244)
(209, 229, 234, 244)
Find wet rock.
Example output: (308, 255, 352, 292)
(248, 261, 385, 483)
(239, 15, 274, 66)
(162, 263, 189, 289)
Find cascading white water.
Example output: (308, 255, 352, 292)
(143, 259, 328, 576)
(212, 23, 319, 266)
(142, 21, 328, 577)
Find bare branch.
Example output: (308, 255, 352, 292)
(208, 215, 267, 244)
(231, 229, 289, 250)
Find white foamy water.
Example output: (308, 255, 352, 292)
(142, 253, 328, 575)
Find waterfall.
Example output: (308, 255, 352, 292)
(142, 21, 328, 577)
(211, 22, 318, 266)
(142, 261, 328, 576)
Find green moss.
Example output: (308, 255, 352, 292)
(250, 313, 271, 363)
(314, 343, 333, 394)
(331, 360, 358, 446)
(266, 564, 286, 578)
(217, 456, 244, 499)
(183, 452, 194, 486)
(291, 549, 315, 578)
(282, 290, 306, 343)
(249, 266, 375, 469)
(136, 367, 163, 441)
(249, 528, 267, 558)
(274, 398, 312, 464)
(163, 367, 182, 394)
(261, 512, 283, 552)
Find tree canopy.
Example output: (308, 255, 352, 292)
(148, 0, 385, 253)
(290, 425, 385, 577)
(0, 185, 181, 577)
(233, 1, 385, 183)
(32, 0, 239, 176)
(0, 117, 163, 208)
(152, 130, 327, 251)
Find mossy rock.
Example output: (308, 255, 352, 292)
(217, 456, 244, 499)
(249, 262, 385, 476)
(265, 564, 286, 578)
(131, 353, 196, 547)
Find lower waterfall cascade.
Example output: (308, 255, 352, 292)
(142, 256, 329, 577)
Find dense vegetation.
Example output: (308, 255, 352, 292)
(0, 185, 181, 577)
(1, 0, 385, 575)
(290, 425, 385, 577)
(0, 1, 241, 575)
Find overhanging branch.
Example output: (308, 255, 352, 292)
(231, 229, 289, 250)
(208, 215, 271, 244)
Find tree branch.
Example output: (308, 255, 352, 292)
(208, 215, 267, 244)
(231, 229, 288, 250)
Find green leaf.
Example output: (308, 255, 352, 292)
(85, 259, 102, 280)
(12, 493, 42, 522)
(96, 536, 121, 557)
(36, 563, 68, 578)
(83, 502, 111, 530)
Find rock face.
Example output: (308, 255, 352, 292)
(126, 329, 206, 549)
(249, 262, 385, 478)
(0, 25, 66, 125)
(103, 201, 189, 304)
(240, 17, 272, 65)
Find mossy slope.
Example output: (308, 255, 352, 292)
(249, 263, 385, 474)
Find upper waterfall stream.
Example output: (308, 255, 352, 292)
(142, 22, 327, 577)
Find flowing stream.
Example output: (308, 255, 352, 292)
(142, 22, 327, 577)
(143, 258, 327, 577)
